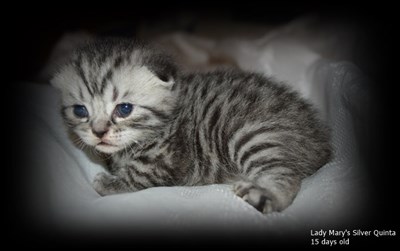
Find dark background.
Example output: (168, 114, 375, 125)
(11, 2, 386, 83)
(9, 1, 398, 248)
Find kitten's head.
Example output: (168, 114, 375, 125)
(51, 38, 178, 154)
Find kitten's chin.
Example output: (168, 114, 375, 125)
(95, 144, 121, 154)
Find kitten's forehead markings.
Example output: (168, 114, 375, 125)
(98, 59, 116, 95)
(88, 67, 97, 93)
(100, 83, 118, 107)
(78, 88, 84, 100)
(98, 52, 137, 95)
(74, 55, 94, 98)
(112, 86, 119, 102)
(100, 69, 114, 94)
(122, 91, 131, 99)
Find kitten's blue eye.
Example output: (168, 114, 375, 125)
(115, 103, 133, 118)
(73, 105, 89, 118)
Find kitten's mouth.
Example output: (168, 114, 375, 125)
(98, 142, 115, 146)
(95, 141, 120, 153)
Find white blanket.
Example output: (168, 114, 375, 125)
(24, 17, 369, 237)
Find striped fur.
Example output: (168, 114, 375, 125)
(51, 38, 331, 214)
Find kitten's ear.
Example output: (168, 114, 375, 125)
(50, 73, 64, 91)
(50, 64, 81, 92)
(154, 67, 176, 87)
(50, 65, 76, 93)
(146, 54, 178, 89)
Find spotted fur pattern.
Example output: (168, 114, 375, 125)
(51, 38, 331, 214)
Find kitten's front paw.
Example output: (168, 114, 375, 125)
(233, 181, 279, 214)
(93, 172, 126, 196)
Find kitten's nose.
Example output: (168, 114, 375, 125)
(92, 129, 108, 138)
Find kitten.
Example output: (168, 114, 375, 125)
(51, 38, 331, 214)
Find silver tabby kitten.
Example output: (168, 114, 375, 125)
(51, 39, 331, 214)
